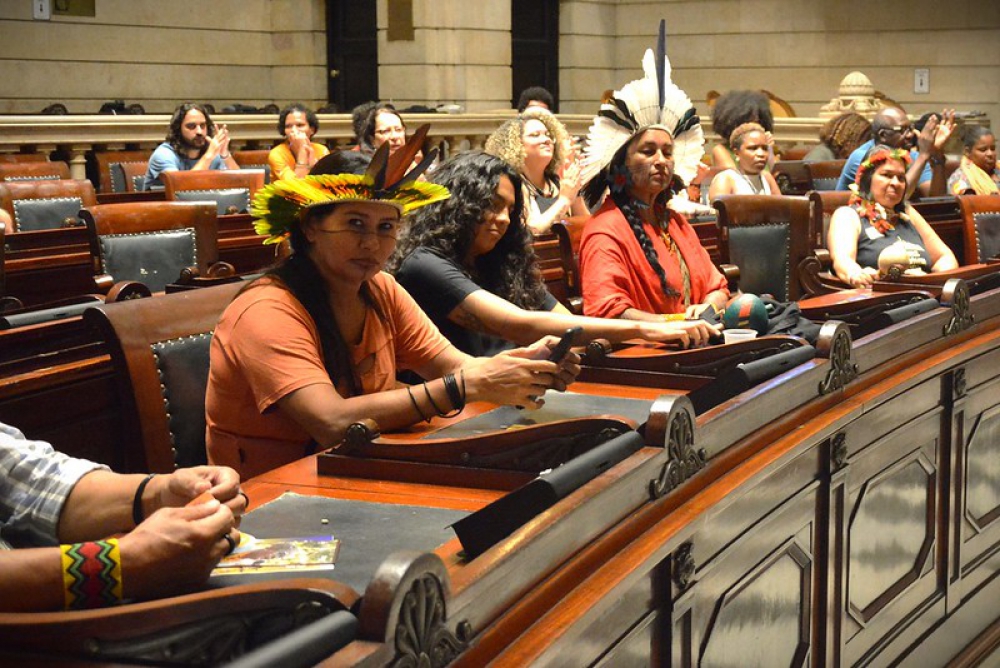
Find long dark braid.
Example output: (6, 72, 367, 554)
(582, 139, 677, 299)
(262, 205, 384, 397)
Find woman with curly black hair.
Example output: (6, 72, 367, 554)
(388, 151, 716, 357)
(710, 90, 775, 170)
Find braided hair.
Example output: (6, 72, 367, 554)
(581, 137, 678, 299)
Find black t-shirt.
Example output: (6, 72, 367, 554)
(394, 247, 557, 357)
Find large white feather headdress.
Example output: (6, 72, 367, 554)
(581, 20, 704, 187)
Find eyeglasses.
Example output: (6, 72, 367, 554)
(886, 125, 914, 135)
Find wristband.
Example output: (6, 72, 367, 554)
(442, 373, 465, 413)
(407, 385, 431, 423)
(423, 382, 448, 416)
(132, 473, 156, 526)
(61, 539, 123, 609)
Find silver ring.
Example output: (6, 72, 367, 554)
(222, 533, 237, 555)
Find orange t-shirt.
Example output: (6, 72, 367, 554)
(267, 142, 331, 182)
(205, 272, 452, 477)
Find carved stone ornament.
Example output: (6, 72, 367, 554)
(831, 432, 848, 471)
(817, 321, 857, 395)
(85, 601, 331, 665)
(673, 542, 696, 591)
(941, 278, 974, 336)
(390, 574, 470, 668)
(650, 396, 706, 499)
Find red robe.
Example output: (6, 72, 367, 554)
(579, 200, 728, 318)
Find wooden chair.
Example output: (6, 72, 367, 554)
(84, 281, 243, 472)
(957, 194, 1000, 264)
(799, 190, 853, 294)
(115, 160, 149, 192)
(712, 194, 813, 301)
(0, 579, 358, 666)
(233, 148, 273, 183)
(804, 159, 847, 192)
(0, 153, 48, 164)
(93, 150, 151, 192)
(80, 201, 235, 294)
(532, 231, 580, 314)
(779, 146, 810, 161)
(807, 190, 851, 249)
(162, 169, 266, 215)
(0, 222, 21, 313)
(0, 179, 96, 231)
(552, 217, 586, 314)
(0, 160, 70, 182)
(772, 160, 811, 195)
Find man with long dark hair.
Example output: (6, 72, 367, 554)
(144, 102, 239, 188)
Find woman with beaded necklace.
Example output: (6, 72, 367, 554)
(577, 25, 730, 321)
(828, 144, 957, 288)
(708, 123, 780, 199)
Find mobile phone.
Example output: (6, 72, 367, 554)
(547, 326, 582, 363)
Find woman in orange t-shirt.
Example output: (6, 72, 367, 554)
(207, 131, 579, 477)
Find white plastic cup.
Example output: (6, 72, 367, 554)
(723, 328, 758, 345)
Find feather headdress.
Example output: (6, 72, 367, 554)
(580, 20, 704, 186)
(251, 125, 449, 244)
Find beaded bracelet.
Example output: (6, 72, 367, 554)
(132, 473, 155, 527)
(61, 538, 123, 609)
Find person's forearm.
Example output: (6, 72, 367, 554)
(58, 470, 147, 542)
(0, 548, 64, 611)
(928, 160, 947, 197)
(619, 307, 670, 322)
(527, 195, 572, 235)
(906, 154, 929, 199)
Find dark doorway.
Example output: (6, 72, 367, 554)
(511, 0, 559, 111)
(326, 0, 379, 112)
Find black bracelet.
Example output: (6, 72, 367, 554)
(459, 369, 467, 403)
(407, 385, 431, 422)
(422, 382, 448, 416)
(442, 373, 465, 412)
(132, 473, 156, 527)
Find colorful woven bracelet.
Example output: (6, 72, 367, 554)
(60, 538, 123, 610)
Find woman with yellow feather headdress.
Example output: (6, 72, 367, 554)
(206, 128, 580, 478)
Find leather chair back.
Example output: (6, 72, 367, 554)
(713, 194, 812, 301)
(114, 161, 149, 193)
(807, 190, 851, 249)
(233, 149, 273, 184)
(94, 150, 151, 192)
(0, 161, 70, 182)
(804, 160, 847, 192)
(0, 179, 97, 231)
(84, 282, 243, 472)
(162, 170, 265, 215)
(81, 201, 220, 293)
(957, 194, 1000, 264)
(772, 160, 811, 195)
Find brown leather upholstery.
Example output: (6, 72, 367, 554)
(162, 169, 266, 215)
(552, 217, 586, 314)
(0, 179, 97, 231)
(713, 194, 812, 301)
(116, 161, 149, 192)
(957, 194, 1000, 264)
(780, 146, 810, 161)
(0, 153, 48, 164)
(804, 159, 847, 192)
(772, 160, 811, 195)
(84, 281, 243, 472)
(807, 190, 851, 249)
(93, 150, 151, 192)
(0, 222, 18, 313)
(233, 149, 272, 183)
(0, 161, 70, 182)
(80, 201, 225, 293)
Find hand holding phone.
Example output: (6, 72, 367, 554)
(547, 326, 582, 363)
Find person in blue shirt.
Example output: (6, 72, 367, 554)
(835, 107, 954, 198)
(144, 103, 240, 189)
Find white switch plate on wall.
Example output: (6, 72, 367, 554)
(914, 69, 930, 94)
(33, 0, 51, 20)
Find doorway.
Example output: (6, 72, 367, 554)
(326, 0, 379, 112)
(511, 0, 559, 110)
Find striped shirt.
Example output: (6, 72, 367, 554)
(0, 423, 106, 549)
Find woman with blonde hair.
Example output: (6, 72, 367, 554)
(485, 108, 587, 234)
